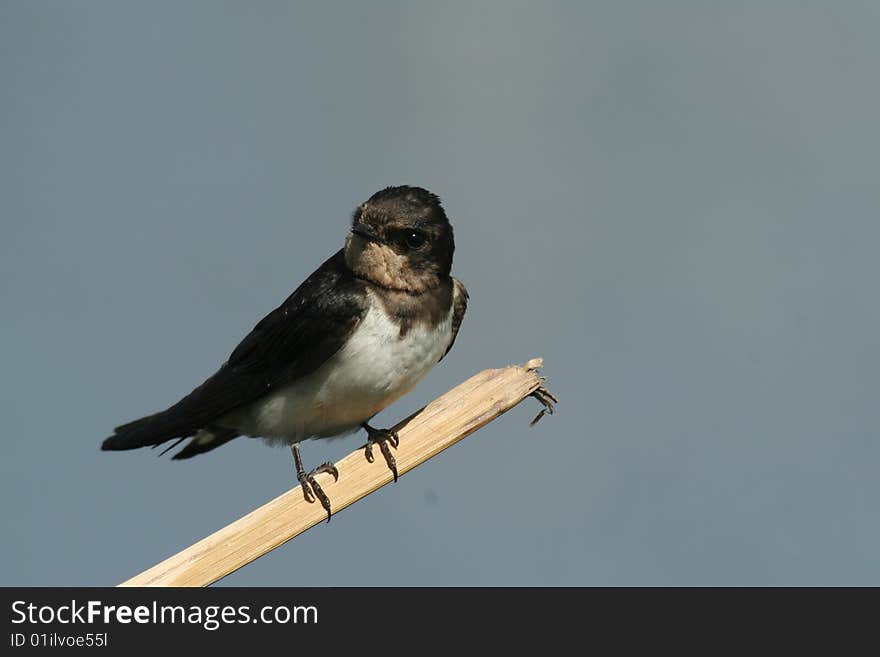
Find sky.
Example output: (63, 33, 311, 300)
(2, 1, 879, 586)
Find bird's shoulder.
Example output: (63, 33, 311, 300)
(441, 276, 468, 360)
(225, 248, 369, 376)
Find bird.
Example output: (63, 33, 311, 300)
(102, 185, 468, 521)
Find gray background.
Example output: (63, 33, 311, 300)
(2, 1, 878, 586)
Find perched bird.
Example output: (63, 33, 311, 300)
(102, 185, 468, 520)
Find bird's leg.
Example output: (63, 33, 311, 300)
(361, 422, 400, 482)
(291, 443, 339, 523)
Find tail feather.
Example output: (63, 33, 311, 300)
(101, 410, 190, 452)
(171, 429, 238, 460)
(102, 410, 239, 459)
(102, 363, 245, 457)
(101, 409, 198, 450)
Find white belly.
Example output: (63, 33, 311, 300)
(230, 297, 453, 443)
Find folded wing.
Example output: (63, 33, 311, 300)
(101, 249, 368, 452)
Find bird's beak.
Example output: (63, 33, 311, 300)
(350, 222, 379, 243)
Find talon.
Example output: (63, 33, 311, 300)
(529, 386, 559, 427)
(291, 444, 338, 522)
(380, 440, 398, 483)
(308, 476, 333, 523)
(299, 478, 316, 503)
(313, 461, 339, 482)
(361, 423, 401, 482)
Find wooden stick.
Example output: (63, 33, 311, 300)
(119, 358, 555, 587)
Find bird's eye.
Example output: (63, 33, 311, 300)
(404, 230, 426, 249)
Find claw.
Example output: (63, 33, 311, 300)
(529, 386, 559, 427)
(362, 424, 400, 482)
(298, 473, 316, 503)
(291, 445, 338, 522)
(312, 461, 340, 482)
(306, 474, 333, 523)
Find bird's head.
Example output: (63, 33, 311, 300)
(344, 185, 455, 293)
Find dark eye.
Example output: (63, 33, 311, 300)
(404, 230, 426, 249)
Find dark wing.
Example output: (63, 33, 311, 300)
(440, 277, 468, 361)
(102, 249, 367, 451)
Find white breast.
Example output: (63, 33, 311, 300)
(232, 292, 454, 443)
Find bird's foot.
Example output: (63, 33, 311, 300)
(529, 386, 559, 427)
(291, 445, 339, 522)
(362, 423, 400, 482)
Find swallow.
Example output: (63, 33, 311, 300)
(102, 185, 468, 521)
